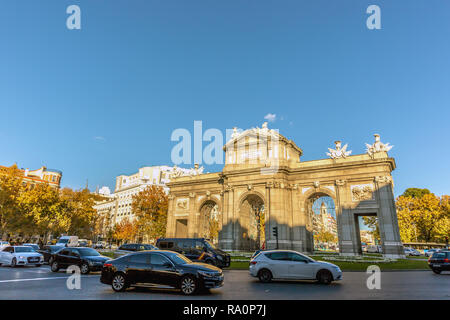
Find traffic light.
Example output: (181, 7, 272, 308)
(273, 226, 279, 249)
(272, 226, 278, 237)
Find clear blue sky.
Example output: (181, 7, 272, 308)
(1, 1, 449, 196)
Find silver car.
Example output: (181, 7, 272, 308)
(113, 243, 157, 258)
(249, 250, 342, 284)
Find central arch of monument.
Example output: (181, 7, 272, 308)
(166, 124, 404, 258)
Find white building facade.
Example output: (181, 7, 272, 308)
(93, 165, 204, 236)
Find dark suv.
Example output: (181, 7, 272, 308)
(156, 238, 230, 268)
(428, 250, 450, 274)
(100, 250, 224, 295)
(113, 243, 157, 259)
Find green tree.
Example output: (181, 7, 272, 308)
(402, 188, 431, 199)
(361, 216, 380, 241)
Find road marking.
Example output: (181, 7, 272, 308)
(0, 276, 71, 283)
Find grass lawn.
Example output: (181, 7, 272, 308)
(311, 257, 429, 271)
(98, 251, 429, 271)
(100, 251, 114, 258)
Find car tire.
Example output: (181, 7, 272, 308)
(180, 275, 198, 295)
(258, 269, 273, 283)
(432, 269, 441, 274)
(51, 261, 59, 272)
(80, 263, 90, 275)
(317, 270, 333, 285)
(111, 273, 128, 292)
(11, 258, 17, 268)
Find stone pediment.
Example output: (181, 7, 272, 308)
(223, 122, 302, 155)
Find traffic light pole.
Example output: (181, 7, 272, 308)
(273, 226, 279, 249)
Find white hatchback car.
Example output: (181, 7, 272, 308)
(0, 246, 44, 267)
(249, 250, 342, 284)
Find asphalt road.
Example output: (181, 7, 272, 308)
(0, 265, 449, 300)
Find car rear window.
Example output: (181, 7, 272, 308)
(159, 241, 174, 249)
(432, 252, 446, 259)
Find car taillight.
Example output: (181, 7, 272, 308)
(250, 261, 257, 265)
(444, 258, 449, 263)
(103, 263, 112, 268)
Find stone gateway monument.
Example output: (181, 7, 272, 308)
(166, 123, 404, 258)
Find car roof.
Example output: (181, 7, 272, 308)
(158, 238, 206, 241)
(130, 250, 175, 254)
(258, 249, 303, 254)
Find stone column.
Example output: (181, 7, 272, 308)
(187, 193, 196, 238)
(374, 176, 405, 258)
(219, 186, 234, 251)
(166, 195, 176, 237)
(335, 180, 359, 256)
(264, 182, 273, 249)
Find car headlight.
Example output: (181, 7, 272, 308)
(18, 256, 26, 259)
(88, 260, 95, 266)
(216, 255, 223, 261)
(198, 271, 220, 278)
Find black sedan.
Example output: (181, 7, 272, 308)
(428, 250, 450, 274)
(37, 245, 63, 264)
(50, 247, 110, 274)
(100, 250, 224, 295)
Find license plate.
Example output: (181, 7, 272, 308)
(433, 264, 441, 267)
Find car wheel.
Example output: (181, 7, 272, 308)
(111, 273, 127, 292)
(258, 269, 273, 283)
(11, 258, 17, 268)
(180, 275, 198, 295)
(80, 263, 90, 275)
(317, 270, 333, 285)
(432, 269, 441, 274)
(48, 257, 54, 265)
(51, 261, 59, 272)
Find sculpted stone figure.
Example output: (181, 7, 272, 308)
(327, 141, 352, 159)
(365, 134, 393, 157)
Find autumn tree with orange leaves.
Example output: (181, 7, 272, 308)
(131, 185, 168, 242)
(112, 218, 138, 243)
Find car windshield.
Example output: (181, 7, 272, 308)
(77, 248, 100, 257)
(15, 247, 34, 253)
(144, 244, 156, 250)
(58, 239, 69, 243)
(166, 252, 192, 265)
